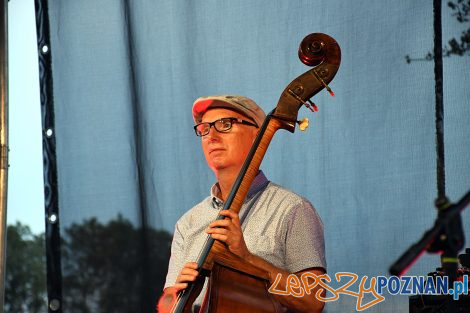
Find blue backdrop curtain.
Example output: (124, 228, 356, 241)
(36, 0, 470, 312)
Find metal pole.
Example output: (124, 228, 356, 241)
(434, 0, 445, 201)
(0, 0, 8, 311)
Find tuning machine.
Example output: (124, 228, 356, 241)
(297, 118, 309, 131)
(304, 99, 318, 113)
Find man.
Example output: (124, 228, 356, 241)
(158, 95, 326, 313)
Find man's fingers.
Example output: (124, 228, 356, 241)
(174, 282, 189, 291)
(175, 262, 200, 285)
(218, 210, 239, 220)
(206, 227, 228, 235)
(208, 217, 239, 229)
(208, 233, 228, 242)
(185, 262, 198, 269)
(179, 273, 197, 281)
(208, 219, 231, 228)
(180, 268, 199, 277)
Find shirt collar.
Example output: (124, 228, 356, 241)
(210, 170, 269, 206)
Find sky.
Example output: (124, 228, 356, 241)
(7, 0, 45, 234)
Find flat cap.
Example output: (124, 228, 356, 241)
(192, 95, 266, 127)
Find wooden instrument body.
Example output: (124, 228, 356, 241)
(204, 241, 285, 313)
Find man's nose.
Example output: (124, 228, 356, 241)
(204, 125, 221, 140)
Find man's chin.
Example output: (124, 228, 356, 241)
(210, 164, 227, 171)
(209, 161, 229, 172)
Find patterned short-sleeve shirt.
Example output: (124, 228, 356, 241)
(164, 171, 326, 308)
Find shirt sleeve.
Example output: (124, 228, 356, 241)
(163, 221, 185, 289)
(284, 199, 326, 273)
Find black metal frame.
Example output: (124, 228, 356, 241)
(34, 0, 62, 312)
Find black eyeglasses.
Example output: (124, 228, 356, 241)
(194, 117, 258, 137)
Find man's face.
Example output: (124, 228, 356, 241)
(200, 108, 259, 174)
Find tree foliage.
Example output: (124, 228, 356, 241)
(4, 217, 172, 313)
(61, 216, 172, 313)
(406, 0, 470, 63)
(4, 223, 47, 313)
(445, 0, 470, 56)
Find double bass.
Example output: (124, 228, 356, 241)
(171, 33, 341, 313)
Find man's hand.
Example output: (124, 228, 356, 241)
(157, 262, 199, 313)
(206, 209, 251, 259)
(174, 262, 199, 292)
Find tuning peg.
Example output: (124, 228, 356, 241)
(297, 118, 309, 131)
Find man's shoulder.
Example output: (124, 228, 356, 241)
(264, 182, 312, 206)
(176, 196, 215, 224)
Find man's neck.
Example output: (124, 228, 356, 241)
(215, 168, 240, 201)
